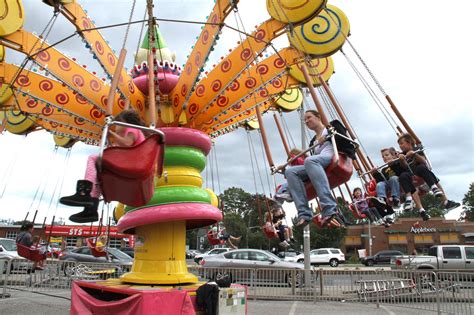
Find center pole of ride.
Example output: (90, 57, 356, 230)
(300, 104, 312, 288)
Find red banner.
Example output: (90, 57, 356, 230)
(45, 225, 130, 238)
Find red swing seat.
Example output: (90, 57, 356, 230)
(262, 221, 279, 239)
(207, 230, 225, 246)
(86, 238, 107, 258)
(304, 153, 353, 200)
(349, 204, 367, 220)
(16, 243, 46, 262)
(98, 134, 165, 207)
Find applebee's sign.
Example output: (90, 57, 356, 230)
(410, 221, 436, 234)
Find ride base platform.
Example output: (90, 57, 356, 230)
(70, 278, 247, 315)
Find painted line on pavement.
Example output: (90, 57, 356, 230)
(289, 301, 298, 315)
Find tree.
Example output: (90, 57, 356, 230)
(291, 198, 347, 250)
(220, 187, 254, 217)
(460, 183, 474, 221)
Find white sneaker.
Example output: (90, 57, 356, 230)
(279, 240, 290, 248)
(403, 199, 414, 212)
(275, 192, 293, 203)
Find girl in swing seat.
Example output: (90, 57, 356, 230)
(60, 110, 146, 223)
(284, 110, 341, 228)
(274, 148, 307, 204)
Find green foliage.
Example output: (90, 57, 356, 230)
(461, 183, 474, 221)
(290, 197, 349, 250)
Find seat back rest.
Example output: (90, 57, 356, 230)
(86, 238, 107, 258)
(101, 134, 163, 179)
(16, 243, 46, 262)
(207, 230, 224, 246)
(305, 153, 353, 200)
(262, 222, 279, 239)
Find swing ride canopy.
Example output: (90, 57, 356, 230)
(0, 0, 348, 145)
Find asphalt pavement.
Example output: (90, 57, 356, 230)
(0, 289, 441, 315)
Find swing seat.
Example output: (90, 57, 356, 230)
(262, 222, 279, 239)
(98, 134, 165, 207)
(312, 214, 341, 229)
(349, 204, 367, 220)
(207, 230, 224, 246)
(16, 243, 46, 262)
(86, 238, 107, 258)
(366, 180, 377, 197)
(305, 153, 353, 200)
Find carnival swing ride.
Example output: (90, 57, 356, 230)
(0, 0, 436, 310)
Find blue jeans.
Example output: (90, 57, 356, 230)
(376, 176, 400, 199)
(285, 154, 337, 221)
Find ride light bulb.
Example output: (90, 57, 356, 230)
(200, 260, 205, 266)
(396, 259, 401, 266)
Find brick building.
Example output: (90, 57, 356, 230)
(344, 218, 474, 258)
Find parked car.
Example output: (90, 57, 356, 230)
(361, 250, 403, 266)
(194, 248, 231, 264)
(277, 251, 301, 262)
(200, 249, 305, 286)
(391, 245, 474, 270)
(119, 247, 134, 258)
(59, 246, 133, 265)
(0, 238, 33, 272)
(46, 243, 62, 258)
(295, 248, 345, 267)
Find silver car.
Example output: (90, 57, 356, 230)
(200, 249, 305, 286)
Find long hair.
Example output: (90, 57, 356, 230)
(352, 187, 362, 198)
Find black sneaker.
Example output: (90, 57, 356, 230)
(69, 198, 99, 223)
(371, 197, 386, 210)
(392, 197, 400, 208)
(443, 200, 460, 210)
(420, 210, 431, 221)
(431, 187, 444, 198)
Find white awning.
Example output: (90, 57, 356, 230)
(462, 233, 474, 237)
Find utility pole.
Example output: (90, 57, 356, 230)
(301, 103, 311, 288)
(368, 221, 372, 256)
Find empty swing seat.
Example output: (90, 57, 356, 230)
(16, 243, 46, 262)
(98, 134, 164, 207)
(86, 238, 107, 258)
(305, 153, 353, 200)
(207, 230, 224, 246)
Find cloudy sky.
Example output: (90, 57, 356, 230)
(0, 0, 472, 225)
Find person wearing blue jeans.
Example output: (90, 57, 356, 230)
(284, 110, 337, 228)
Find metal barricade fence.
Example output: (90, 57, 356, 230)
(188, 266, 474, 314)
(2, 258, 132, 295)
(2, 260, 473, 314)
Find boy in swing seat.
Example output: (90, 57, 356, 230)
(397, 133, 460, 221)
